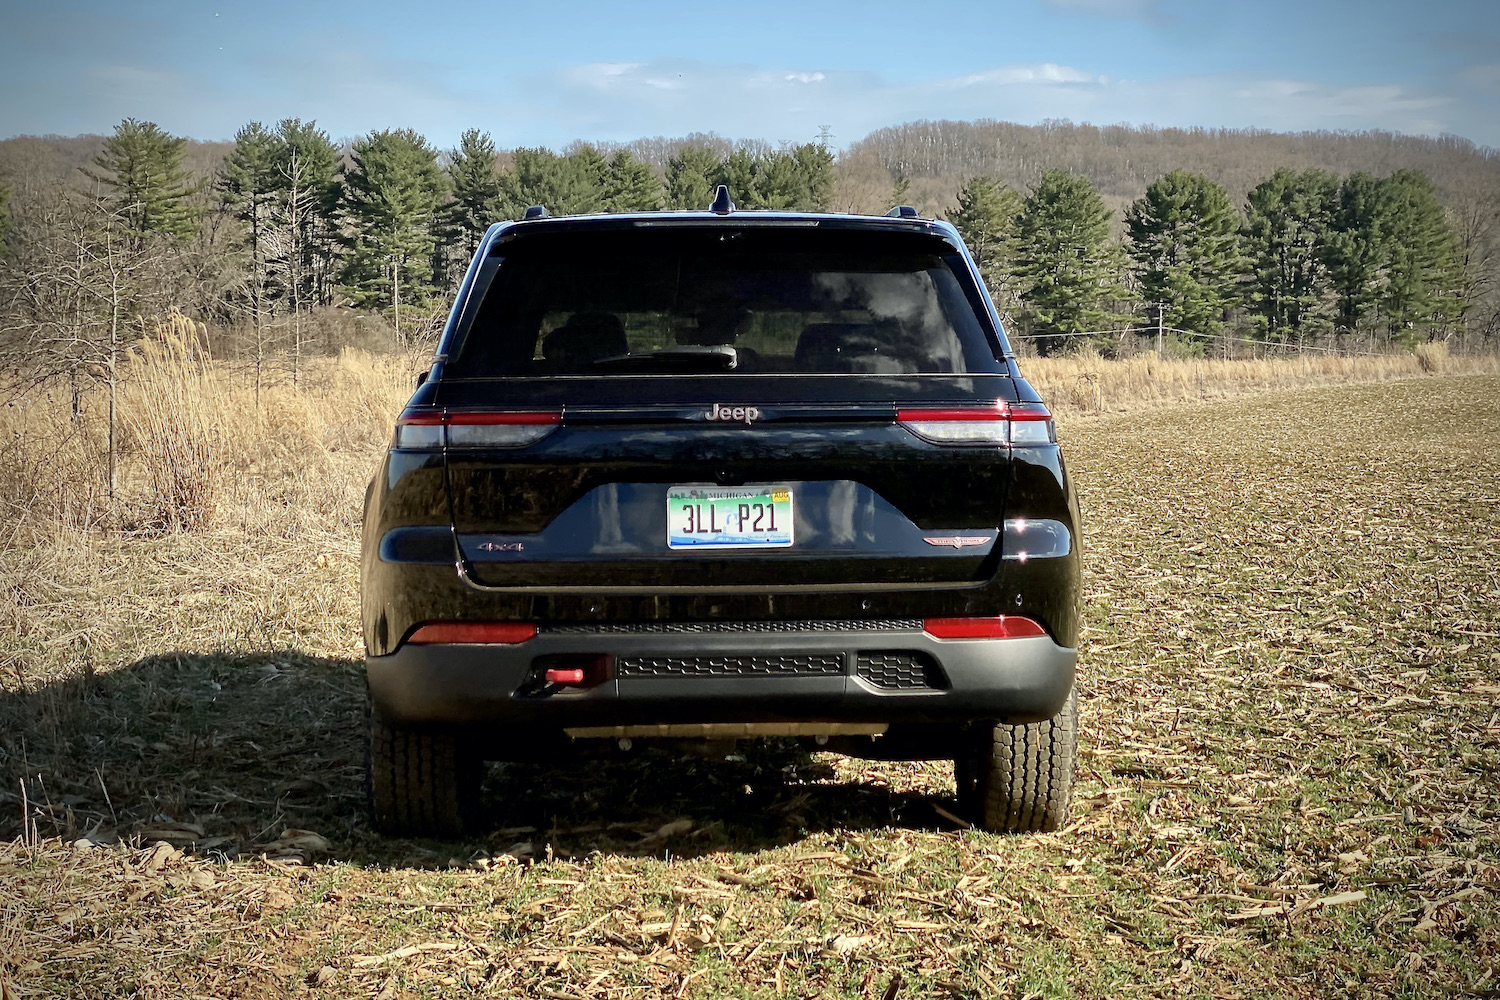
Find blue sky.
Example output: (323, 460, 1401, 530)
(3, 0, 1498, 149)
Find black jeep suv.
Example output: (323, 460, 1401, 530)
(360, 193, 1081, 837)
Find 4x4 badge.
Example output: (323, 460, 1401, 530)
(923, 535, 991, 549)
(705, 403, 761, 424)
(477, 541, 524, 552)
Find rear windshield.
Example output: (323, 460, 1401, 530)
(446, 228, 1002, 377)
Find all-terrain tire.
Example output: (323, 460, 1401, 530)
(957, 685, 1078, 833)
(366, 704, 480, 838)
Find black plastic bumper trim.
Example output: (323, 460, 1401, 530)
(366, 629, 1075, 730)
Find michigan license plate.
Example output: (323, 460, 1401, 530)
(666, 486, 794, 549)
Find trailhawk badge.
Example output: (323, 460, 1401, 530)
(923, 535, 992, 549)
(705, 403, 761, 424)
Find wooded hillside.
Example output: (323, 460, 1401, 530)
(1, 117, 1496, 391)
(831, 119, 1500, 217)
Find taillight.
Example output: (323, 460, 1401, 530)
(896, 402, 1055, 446)
(394, 410, 562, 450)
(1006, 402, 1056, 446)
(393, 412, 444, 450)
(407, 622, 538, 645)
(922, 616, 1047, 639)
(447, 411, 561, 448)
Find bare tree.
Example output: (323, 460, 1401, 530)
(0, 183, 169, 502)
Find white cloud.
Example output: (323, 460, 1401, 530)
(954, 63, 1101, 87)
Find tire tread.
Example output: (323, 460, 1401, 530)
(366, 704, 475, 837)
(960, 686, 1078, 834)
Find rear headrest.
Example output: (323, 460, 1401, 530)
(794, 322, 895, 371)
(542, 312, 628, 372)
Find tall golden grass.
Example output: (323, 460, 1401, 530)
(1020, 343, 1496, 413)
(120, 310, 227, 532)
(0, 317, 419, 539)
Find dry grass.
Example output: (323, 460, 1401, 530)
(1, 347, 1497, 998)
(1022, 345, 1499, 414)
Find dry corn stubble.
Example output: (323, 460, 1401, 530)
(1, 360, 1497, 999)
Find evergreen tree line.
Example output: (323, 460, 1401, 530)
(0, 115, 1493, 406)
(0, 118, 837, 388)
(948, 166, 1471, 352)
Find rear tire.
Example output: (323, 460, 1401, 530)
(956, 685, 1078, 833)
(366, 703, 480, 838)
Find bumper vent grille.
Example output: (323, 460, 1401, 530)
(616, 654, 845, 678)
(545, 619, 921, 635)
(855, 651, 944, 690)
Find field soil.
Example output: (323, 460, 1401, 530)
(1, 371, 1497, 999)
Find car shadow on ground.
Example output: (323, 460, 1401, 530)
(1, 651, 965, 866)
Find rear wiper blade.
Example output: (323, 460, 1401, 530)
(588, 345, 738, 372)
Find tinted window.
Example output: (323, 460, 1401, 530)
(447, 229, 1001, 377)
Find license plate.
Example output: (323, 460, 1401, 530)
(666, 486, 794, 549)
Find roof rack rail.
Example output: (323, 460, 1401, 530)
(885, 205, 919, 219)
(522, 205, 548, 220)
(709, 185, 735, 215)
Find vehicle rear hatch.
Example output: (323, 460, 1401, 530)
(421, 223, 1027, 594)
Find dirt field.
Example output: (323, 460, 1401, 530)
(2, 369, 1497, 999)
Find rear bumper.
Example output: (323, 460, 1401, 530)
(366, 627, 1076, 732)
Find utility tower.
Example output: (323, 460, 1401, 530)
(816, 125, 834, 149)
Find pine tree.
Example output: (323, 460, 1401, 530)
(84, 118, 203, 244)
(891, 173, 911, 209)
(339, 129, 448, 344)
(273, 119, 341, 308)
(790, 143, 835, 211)
(1243, 168, 1339, 343)
(757, 151, 802, 209)
(438, 129, 502, 282)
(723, 149, 760, 208)
(559, 145, 608, 215)
(602, 150, 664, 213)
(497, 148, 560, 219)
(1378, 169, 1461, 341)
(218, 122, 284, 333)
(667, 145, 721, 210)
(948, 176, 1023, 318)
(497, 146, 611, 217)
(1322, 172, 1388, 335)
(1124, 170, 1244, 338)
(1014, 169, 1130, 351)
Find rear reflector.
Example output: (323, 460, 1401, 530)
(896, 402, 1055, 446)
(395, 410, 562, 450)
(922, 616, 1047, 639)
(407, 622, 538, 645)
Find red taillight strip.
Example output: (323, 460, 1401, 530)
(896, 401, 1054, 447)
(894, 403, 1051, 422)
(407, 622, 538, 645)
(922, 616, 1047, 639)
(396, 410, 564, 426)
(895, 405, 1005, 422)
(1006, 402, 1053, 421)
(446, 411, 562, 425)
